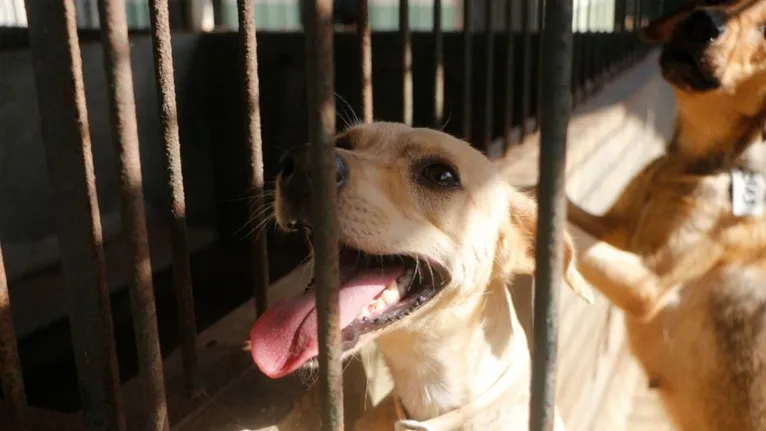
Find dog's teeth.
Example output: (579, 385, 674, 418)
(373, 298, 387, 312)
(382, 283, 400, 304)
(357, 307, 371, 319)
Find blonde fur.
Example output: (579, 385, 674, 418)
(568, 1, 766, 429)
(270, 122, 591, 430)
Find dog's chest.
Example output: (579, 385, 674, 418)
(628, 163, 766, 256)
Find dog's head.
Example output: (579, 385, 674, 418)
(250, 122, 593, 379)
(643, 0, 766, 98)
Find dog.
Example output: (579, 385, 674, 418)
(565, 1, 766, 429)
(249, 122, 595, 430)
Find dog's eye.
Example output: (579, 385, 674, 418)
(419, 163, 460, 189)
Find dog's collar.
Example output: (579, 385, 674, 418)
(392, 363, 520, 431)
(392, 285, 522, 431)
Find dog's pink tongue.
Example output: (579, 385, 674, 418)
(250, 265, 404, 379)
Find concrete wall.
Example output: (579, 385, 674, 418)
(0, 35, 218, 281)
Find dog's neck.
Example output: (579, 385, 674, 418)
(671, 86, 766, 173)
(375, 278, 527, 422)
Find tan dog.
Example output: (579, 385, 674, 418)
(250, 122, 594, 430)
(565, 1, 766, 429)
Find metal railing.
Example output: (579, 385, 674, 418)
(0, 0, 682, 430)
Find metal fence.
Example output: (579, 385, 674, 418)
(0, 0, 680, 430)
(1, 0, 635, 32)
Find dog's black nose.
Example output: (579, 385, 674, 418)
(278, 145, 348, 195)
(680, 9, 726, 44)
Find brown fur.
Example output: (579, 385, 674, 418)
(268, 122, 592, 430)
(568, 1, 766, 429)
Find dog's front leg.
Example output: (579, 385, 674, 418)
(567, 199, 630, 248)
(569, 225, 672, 322)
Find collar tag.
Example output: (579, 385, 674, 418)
(731, 169, 765, 217)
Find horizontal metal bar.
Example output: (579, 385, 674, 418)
(97, 0, 169, 429)
(23, 1, 126, 429)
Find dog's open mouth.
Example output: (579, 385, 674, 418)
(250, 247, 448, 379)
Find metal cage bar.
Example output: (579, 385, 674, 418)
(0, 244, 26, 427)
(147, 0, 200, 393)
(520, 0, 533, 140)
(534, 0, 544, 131)
(483, 0, 495, 150)
(97, 0, 170, 429)
(237, 0, 271, 320)
(358, 0, 374, 124)
(462, 0, 473, 140)
(503, 0, 515, 150)
(433, 0, 444, 127)
(529, 0, 574, 429)
(401, 0, 412, 126)
(303, 0, 344, 429)
(23, 1, 126, 428)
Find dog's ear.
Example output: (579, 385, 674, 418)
(640, 1, 696, 43)
(509, 193, 595, 304)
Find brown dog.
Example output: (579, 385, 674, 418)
(566, 1, 766, 430)
(250, 122, 593, 430)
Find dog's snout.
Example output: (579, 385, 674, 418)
(681, 9, 725, 44)
(277, 146, 308, 192)
(278, 145, 349, 197)
(279, 153, 297, 184)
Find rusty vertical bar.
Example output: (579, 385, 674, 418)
(632, 0, 641, 59)
(582, 0, 593, 98)
(0, 244, 26, 426)
(433, 0, 444, 127)
(462, 0, 473, 140)
(147, 0, 199, 393)
(401, 0, 412, 126)
(529, 0, 573, 429)
(482, 0, 494, 150)
(23, 1, 126, 429)
(503, 0, 514, 149)
(303, 0, 343, 429)
(535, 0, 544, 131)
(237, 0, 271, 321)
(610, 0, 625, 73)
(98, 0, 170, 428)
(592, 0, 603, 90)
(519, 0, 532, 140)
(358, 0, 374, 123)
(213, 0, 225, 28)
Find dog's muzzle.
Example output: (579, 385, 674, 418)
(659, 9, 725, 92)
(277, 143, 348, 225)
